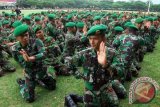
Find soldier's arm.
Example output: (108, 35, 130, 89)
(112, 36, 120, 48)
(34, 39, 45, 60)
(65, 52, 85, 79)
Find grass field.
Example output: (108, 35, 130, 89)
(0, 9, 160, 107)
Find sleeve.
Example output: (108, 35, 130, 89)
(10, 43, 25, 67)
(112, 36, 120, 48)
(35, 39, 45, 60)
(110, 48, 125, 78)
(65, 52, 84, 74)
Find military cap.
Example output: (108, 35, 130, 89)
(2, 20, 9, 25)
(67, 14, 73, 20)
(128, 24, 138, 30)
(76, 22, 84, 28)
(153, 17, 158, 21)
(111, 14, 118, 18)
(10, 13, 16, 16)
(65, 22, 76, 27)
(33, 25, 42, 33)
(35, 16, 41, 21)
(146, 17, 153, 22)
(24, 16, 31, 20)
(135, 18, 144, 24)
(93, 16, 101, 21)
(114, 26, 124, 32)
(12, 21, 22, 28)
(48, 14, 56, 20)
(14, 24, 28, 37)
(124, 22, 133, 27)
(4, 13, 10, 17)
(87, 24, 107, 37)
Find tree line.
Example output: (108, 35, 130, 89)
(16, 0, 160, 12)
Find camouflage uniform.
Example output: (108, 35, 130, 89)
(63, 31, 80, 57)
(67, 47, 127, 107)
(0, 45, 16, 76)
(112, 33, 140, 80)
(11, 38, 56, 102)
(42, 36, 71, 76)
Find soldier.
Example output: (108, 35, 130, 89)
(63, 22, 80, 57)
(93, 16, 101, 25)
(46, 14, 61, 39)
(11, 24, 56, 103)
(76, 22, 89, 51)
(65, 24, 127, 107)
(135, 18, 145, 62)
(0, 44, 16, 77)
(34, 25, 71, 76)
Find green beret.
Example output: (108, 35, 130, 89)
(10, 13, 16, 16)
(153, 17, 158, 21)
(33, 25, 42, 33)
(114, 26, 124, 32)
(146, 17, 153, 22)
(135, 18, 144, 24)
(111, 14, 118, 18)
(76, 22, 84, 28)
(14, 24, 29, 37)
(12, 21, 22, 28)
(24, 16, 31, 20)
(48, 14, 56, 20)
(2, 20, 9, 25)
(124, 22, 133, 27)
(67, 15, 73, 20)
(4, 13, 10, 17)
(128, 24, 138, 30)
(93, 16, 101, 21)
(65, 22, 76, 27)
(87, 24, 107, 37)
(35, 16, 41, 21)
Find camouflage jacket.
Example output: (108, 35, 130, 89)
(67, 47, 120, 91)
(11, 38, 45, 69)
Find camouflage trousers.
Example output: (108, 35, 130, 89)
(18, 68, 56, 102)
(84, 80, 126, 107)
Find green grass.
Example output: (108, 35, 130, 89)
(0, 9, 160, 107)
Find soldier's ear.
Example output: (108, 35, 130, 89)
(102, 36, 106, 42)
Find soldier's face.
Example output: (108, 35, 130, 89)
(36, 30, 44, 40)
(16, 32, 29, 46)
(136, 23, 142, 28)
(94, 20, 100, 25)
(124, 28, 129, 35)
(89, 35, 103, 50)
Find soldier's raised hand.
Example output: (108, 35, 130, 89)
(97, 41, 107, 68)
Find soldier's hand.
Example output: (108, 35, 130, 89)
(97, 41, 107, 68)
(19, 49, 30, 62)
(83, 25, 87, 35)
